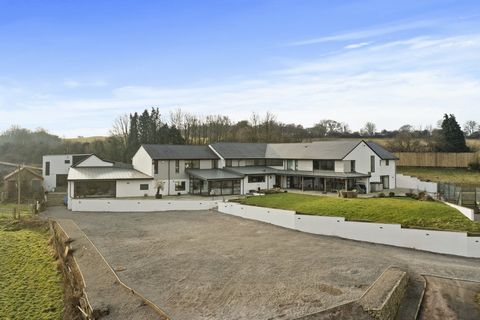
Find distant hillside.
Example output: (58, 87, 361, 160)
(64, 136, 108, 143)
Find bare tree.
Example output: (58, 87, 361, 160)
(361, 122, 377, 136)
(110, 114, 130, 150)
(463, 120, 478, 137)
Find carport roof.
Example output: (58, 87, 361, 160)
(68, 167, 153, 181)
(187, 169, 244, 180)
(276, 169, 370, 178)
(224, 166, 279, 175)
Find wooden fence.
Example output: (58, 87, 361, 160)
(395, 152, 479, 168)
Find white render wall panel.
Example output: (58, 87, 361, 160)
(217, 203, 480, 258)
(396, 174, 437, 194)
(70, 199, 217, 212)
(132, 146, 153, 176)
(43, 154, 76, 191)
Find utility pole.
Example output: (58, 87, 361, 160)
(17, 164, 21, 219)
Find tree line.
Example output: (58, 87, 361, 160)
(0, 109, 476, 166)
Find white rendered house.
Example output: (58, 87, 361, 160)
(42, 154, 90, 191)
(61, 140, 397, 202)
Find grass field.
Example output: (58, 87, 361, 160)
(0, 205, 63, 320)
(237, 193, 480, 233)
(397, 166, 480, 185)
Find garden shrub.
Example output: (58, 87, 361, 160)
(389, 192, 395, 197)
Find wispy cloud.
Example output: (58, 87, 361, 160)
(344, 42, 371, 50)
(64, 79, 108, 88)
(2, 33, 480, 137)
(287, 19, 436, 46)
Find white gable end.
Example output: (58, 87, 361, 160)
(75, 155, 114, 167)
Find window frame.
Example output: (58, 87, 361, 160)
(184, 160, 200, 170)
(370, 155, 375, 173)
(175, 160, 180, 173)
(45, 162, 50, 176)
(175, 181, 186, 191)
(247, 175, 266, 183)
(140, 183, 149, 191)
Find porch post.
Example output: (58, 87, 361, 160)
(324, 178, 327, 192)
(344, 179, 348, 191)
(301, 176, 304, 191)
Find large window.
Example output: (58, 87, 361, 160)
(154, 160, 158, 174)
(45, 162, 50, 176)
(266, 159, 283, 166)
(248, 175, 265, 183)
(351, 160, 356, 172)
(175, 181, 186, 191)
(287, 160, 295, 170)
(175, 160, 180, 173)
(370, 156, 375, 172)
(185, 160, 200, 170)
(140, 184, 149, 190)
(313, 160, 334, 171)
(225, 159, 232, 167)
(74, 180, 116, 198)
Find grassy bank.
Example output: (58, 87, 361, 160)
(397, 166, 480, 185)
(237, 193, 480, 233)
(0, 205, 63, 320)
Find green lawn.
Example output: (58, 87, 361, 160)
(0, 205, 63, 320)
(397, 166, 480, 185)
(237, 193, 480, 233)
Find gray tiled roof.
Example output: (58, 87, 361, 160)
(266, 140, 361, 160)
(210, 142, 268, 159)
(68, 167, 153, 180)
(365, 141, 398, 160)
(187, 169, 244, 180)
(142, 144, 219, 160)
(212, 140, 396, 161)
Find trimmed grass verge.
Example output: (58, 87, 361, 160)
(0, 206, 63, 320)
(397, 166, 480, 185)
(237, 193, 480, 233)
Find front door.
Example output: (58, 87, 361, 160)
(381, 176, 389, 189)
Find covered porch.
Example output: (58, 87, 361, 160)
(275, 170, 370, 194)
(187, 169, 243, 196)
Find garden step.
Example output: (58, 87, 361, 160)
(47, 192, 67, 206)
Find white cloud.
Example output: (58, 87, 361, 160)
(1, 33, 480, 137)
(287, 19, 436, 46)
(64, 79, 108, 88)
(344, 42, 371, 49)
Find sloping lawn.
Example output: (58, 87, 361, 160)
(0, 207, 63, 320)
(397, 166, 480, 185)
(238, 193, 480, 233)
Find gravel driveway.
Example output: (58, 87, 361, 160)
(46, 207, 480, 320)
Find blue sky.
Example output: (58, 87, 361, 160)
(1, 0, 480, 137)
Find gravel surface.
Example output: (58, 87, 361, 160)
(419, 276, 480, 320)
(45, 207, 480, 320)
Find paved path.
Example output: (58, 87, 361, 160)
(45, 207, 480, 320)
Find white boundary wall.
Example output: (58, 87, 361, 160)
(70, 199, 217, 212)
(218, 202, 296, 229)
(217, 203, 480, 258)
(396, 174, 437, 194)
(445, 202, 477, 221)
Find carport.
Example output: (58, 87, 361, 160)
(187, 169, 243, 195)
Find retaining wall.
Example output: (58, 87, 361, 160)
(396, 174, 437, 194)
(70, 198, 218, 212)
(217, 203, 480, 258)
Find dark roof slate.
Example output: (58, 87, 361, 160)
(142, 144, 219, 160)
